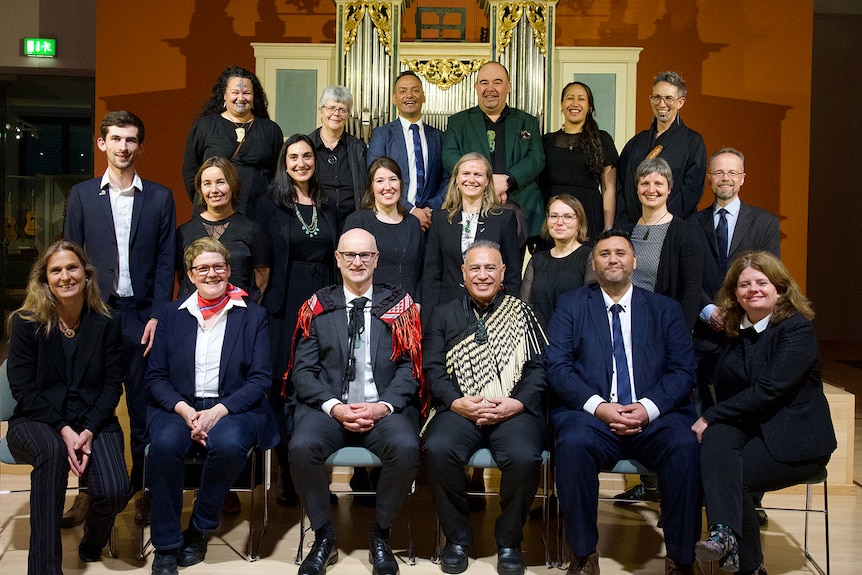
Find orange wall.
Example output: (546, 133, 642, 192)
(96, 0, 812, 283)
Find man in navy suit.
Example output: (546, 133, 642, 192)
(546, 230, 700, 575)
(442, 62, 545, 237)
(64, 111, 176, 515)
(367, 70, 447, 231)
(288, 228, 422, 575)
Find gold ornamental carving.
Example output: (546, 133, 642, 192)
(343, 1, 395, 55)
(497, 2, 550, 55)
(404, 58, 488, 90)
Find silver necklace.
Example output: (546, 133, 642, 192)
(294, 203, 319, 237)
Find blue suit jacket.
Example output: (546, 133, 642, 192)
(64, 177, 176, 322)
(367, 119, 448, 211)
(545, 283, 696, 420)
(145, 299, 279, 450)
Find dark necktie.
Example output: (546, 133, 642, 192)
(409, 124, 426, 197)
(716, 208, 729, 276)
(611, 304, 632, 405)
(345, 297, 368, 388)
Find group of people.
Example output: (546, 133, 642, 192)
(2, 60, 836, 575)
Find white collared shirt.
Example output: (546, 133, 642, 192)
(179, 291, 247, 398)
(741, 312, 771, 333)
(101, 170, 143, 297)
(700, 196, 743, 321)
(583, 285, 660, 423)
(397, 116, 428, 204)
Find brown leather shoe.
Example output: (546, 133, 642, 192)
(567, 552, 599, 575)
(665, 557, 694, 575)
(61, 492, 91, 528)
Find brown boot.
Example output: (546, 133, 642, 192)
(567, 552, 599, 575)
(61, 492, 91, 528)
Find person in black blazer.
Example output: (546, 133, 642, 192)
(64, 111, 176, 509)
(288, 228, 423, 575)
(422, 152, 522, 322)
(145, 237, 278, 575)
(692, 251, 836, 575)
(367, 71, 448, 231)
(6, 240, 132, 574)
(546, 230, 701, 575)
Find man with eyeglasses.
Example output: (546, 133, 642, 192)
(310, 86, 367, 232)
(367, 70, 448, 231)
(288, 228, 423, 575)
(693, 147, 780, 400)
(442, 62, 545, 240)
(615, 70, 706, 225)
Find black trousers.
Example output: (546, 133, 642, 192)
(8, 419, 131, 575)
(289, 405, 419, 532)
(423, 409, 545, 548)
(700, 422, 830, 572)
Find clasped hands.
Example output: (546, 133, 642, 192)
(331, 402, 391, 433)
(595, 402, 649, 436)
(450, 395, 524, 427)
(175, 401, 228, 446)
(60, 426, 93, 477)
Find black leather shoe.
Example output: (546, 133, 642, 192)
(151, 550, 179, 575)
(369, 536, 399, 575)
(299, 537, 338, 575)
(177, 527, 208, 567)
(78, 539, 102, 562)
(440, 542, 469, 574)
(613, 483, 661, 503)
(497, 546, 525, 575)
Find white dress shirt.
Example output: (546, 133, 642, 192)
(397, 116, 428, 205)
(101, 170, 143, 297)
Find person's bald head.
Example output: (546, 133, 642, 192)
(336, 228, 379, 295)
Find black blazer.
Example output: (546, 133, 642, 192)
(622, 217, 703, 329)
(7, 310, 124, 433)
(703, 313, 836, 463)
(291, 285, 420, 414)
(421, 207, 522, 314)
(64, 177, 177, 322)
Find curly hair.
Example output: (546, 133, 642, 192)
(7, 240, 109, 335)
(195, 156, 242, 211)
(269, 134, 324, 209)
(198, 66, 270, 120)
(560, 82, 605, 183)
(441, 152, 502, 223)
(716, 251, 814, 338)
(363, 156, 407, 215)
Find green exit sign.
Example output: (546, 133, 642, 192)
(24, 38, 56, 58)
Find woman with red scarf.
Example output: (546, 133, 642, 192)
(144, 237, 278, 575)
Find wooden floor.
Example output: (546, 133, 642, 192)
(1, 354, 860, 575)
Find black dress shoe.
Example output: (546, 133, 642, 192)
(151, 550, 179, 575)
(613, 483, 661, 503)
(177, 527, 208, 567)
(496, 546, 525, 575)
(299, 537, 338, 575)
(440, 542, 469, 574)
(369, 536, 399, 575)
(78, 539, 102, 562)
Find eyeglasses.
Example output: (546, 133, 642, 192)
(321, 105, 349, 117)
(709, 171, 745, 178)
(190, 263, 228, 276)
(547, 213, 577, 223)
(338, 251, 377, 263)
(648, 95, 679, 105)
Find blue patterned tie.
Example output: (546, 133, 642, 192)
(611, 304, 632, 405)
(409, 124, 426, 198)
(716, 208, 729, 276)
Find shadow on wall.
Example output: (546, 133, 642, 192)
(101, 0, 334, 222)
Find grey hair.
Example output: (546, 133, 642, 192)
(635, 157, 674, 189)
(318, 85, 354, 110)
(653, 71, 687, 98)
(710, 147, 745, 171)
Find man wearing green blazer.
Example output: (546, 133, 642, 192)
(442, 62, 545, 239)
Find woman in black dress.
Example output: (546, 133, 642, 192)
(520, 194, 593, 326)
(539, 82, 618, 241)
(692, 251, 836, 575)
(176, 156, 271, 302)
(256, 134, 337, 506)
(344, 156, 424, 300)
(183, 66, 284, 219)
